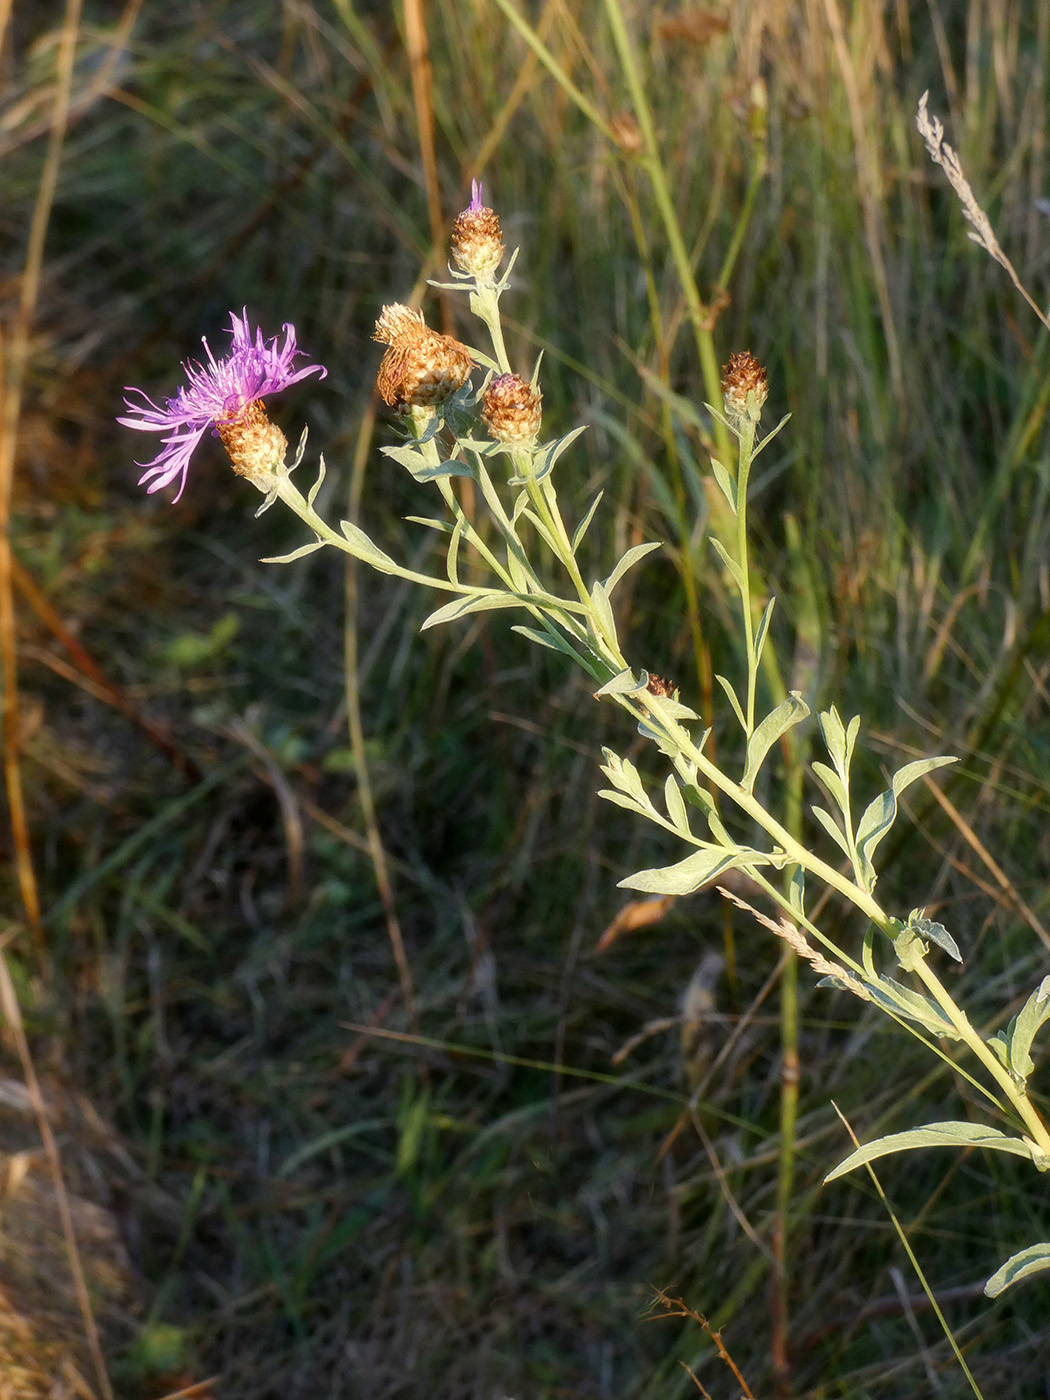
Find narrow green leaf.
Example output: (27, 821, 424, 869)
(404, 515, 454, 535)
(741, 691, 809, 793)
(753, 412, 792, 457)
(826, 1121, 1039, 1182)
(812, 760, 849, 819)
(811, 804, 852, 858)
(532, 424, 587, 483)
(709, 457, 737, 513)
(619, 847, 747, 897)
(867, 976, 961, 1039)
(997, 975, 1050, 1085)
(598, 788, 651, 818)
(715, 674, 746, 733)
(753, 597, 776, 670)
(589, 580, 617, 644)
(338, 520, 398, 573)
(512, 625, 579, 659)
(985, 1243, 1050, 1297)
(306, 454, 327, 509)
(420, 592, 525, 631)
(855, 755, 957, 877)
(571, 490, 604, 552)
(261, 539, 325, 565)
(664, 775, 691, 834)
(446, 516, 464, 586)
(710, 537, 744, 593)
(818, 707, 848, 773)
(596, 667, 649, 697)
(604, 541, 662, 596)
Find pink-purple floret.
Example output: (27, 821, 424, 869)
(118, 309, 326, 501)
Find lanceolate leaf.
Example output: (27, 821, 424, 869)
(618, 847, 751, 897)
(709, 457, 737, 513)
(589, 580, 617, 643)
(985, 1243, 1050, 1297)
(866, 976, 961, 1039)
(603, 541, 662, 596)
(619, 845, 789, 896)
(420, 591, 530, 631)
(710, 537, 745, 594)
(753, 597, 776, 670)
(571, 490, 604, 552)
(715, 674, 747, 733)
(596, 667, 649, 697)
(818, 707, 859, 779)
(741, 691, 809, 793)
(825, 1121, 1039, 1183)
(855, 755, 957, 882)
(338, 520, 398, 572)
(811, 804, 852, 858)
(261, 539, 325, 565)
(992, 975, 1050, 1085)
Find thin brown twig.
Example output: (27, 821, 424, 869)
(0, 946, 114, 1400)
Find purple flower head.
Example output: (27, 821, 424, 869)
(118, 310, 326, 500)
(469, 178, 485, 213)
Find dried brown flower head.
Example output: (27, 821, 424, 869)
(480, 373, 543, 444)
(217, 399, 287, 490)
(645, 673, 676, 699)
(374, 304, 473, 410)
(451, 180, 505, 282)
(721, 350, 768, 425)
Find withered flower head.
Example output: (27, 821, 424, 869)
(645, 673, 676, 699)
(373, 303, 473, 410)
(480, 373, 543, 444)
(216, 399, 287, 491)
(450, 180, 505, 283)
(721, 350, 768, 425)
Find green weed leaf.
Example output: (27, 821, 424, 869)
(709, 457, 737, 512)
(855, 756, 957, 883)
(338, 520, 399, 573)
(420, 592, 529, 631)
(663, 775, 691, 834)
(811, 804, 852, 858)
(596, 667, 649, 697)
(741, 691, 809, 793)
(619, 847, 750, 896)
(826, 1121, 1038, 1183)
(991, 975, 1050, 1086)
(866, 975, 961, 1039)
(589, 580, 617, 643)
(603, 541, 662, 595)
(306, 453, 326, 509)
(710, 537, 744, 593)
(818, 707, 859, 779)
(260, 539, 326, 565)
(812, 761, 849, 819)
(985, 1243, 1050, 1297)
(715, 674, 747, 733)
(572, 490, 604, 552)
(753, 597, 776, 670)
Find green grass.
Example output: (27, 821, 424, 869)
(6, 1, 1050, 1395)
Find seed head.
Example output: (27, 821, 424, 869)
(480, 373, 543, 444)
(721, 351, 768, 426)
(374, 304, 473, 409)
(450, 180, 505, 283)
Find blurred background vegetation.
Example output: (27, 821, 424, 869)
(4, 0, 1050, 1396)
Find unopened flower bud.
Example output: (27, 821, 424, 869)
(451, 180, 505, 282)
(481, 373, 542, 444)
(374, 303, 473, 410)
(217, 399, 287, 490)
(721, 351, 768, 425)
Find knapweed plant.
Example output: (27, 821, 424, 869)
(121, 171, 1050, 1339)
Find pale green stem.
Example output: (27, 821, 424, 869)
(734, 418, 758, 734)
(910, 958, 1050, 1156)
